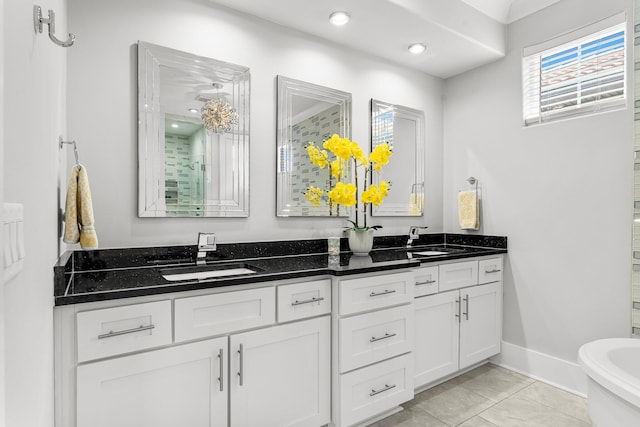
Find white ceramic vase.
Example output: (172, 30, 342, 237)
(348, 229, 374, 256)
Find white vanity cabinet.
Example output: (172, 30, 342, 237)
(55, 279, 332, 427)
(77, 336, 229, 427)
(414, 256, 503, 390)
(331, 270, 416, 427)
(230, 316, 330, 427)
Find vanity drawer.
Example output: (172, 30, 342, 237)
(478, 257, 503, 284)
(174, 287, 275, 342)
(339, 271, 414, 316)
(277, 279, 331, 323)
(439, 260, 478, 292)
(339, 353, 414, 427)
(413, 266, 439, 297)
(76, 300, 172, 363)
(339, 305, 413, 373)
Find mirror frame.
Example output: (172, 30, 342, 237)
(137, 41, 250, 217)
(276, 75, 352, 217)
(370, 99, 425, 217)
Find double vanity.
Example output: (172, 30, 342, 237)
(53, 233, 506, 427)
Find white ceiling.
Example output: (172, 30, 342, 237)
(208, 0, 561, 78)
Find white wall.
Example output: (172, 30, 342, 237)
(444, 0, 633, 388)
(0, 0, 5, 422)
(3, 0, 67, 425)
(66, 0, 445, 249)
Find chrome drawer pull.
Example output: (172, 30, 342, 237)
(369, 289, 396, 297)
(218, 348, 224, 392)
(370, 383, 396, 396)
(370, 332, 397, 343)
(463, 295, 469, 320)
(416, 279, 436, 286)
(455, 297, 461, 322)
(291, 296, 325, 306)
(238, 344, 244, 386)
(97, 324, 155, 339)
(485, 268, 501, 274)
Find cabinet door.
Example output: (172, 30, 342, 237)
(77, 337, 228, 427)
(414, 291, 460, 388)
(230, 316, 330, 427)
(459, 282, 502, 370)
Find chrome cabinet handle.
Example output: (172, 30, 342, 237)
(291, 296, 325, 306)
(485, 268, 501, 274)
(370, 332, 397, 343)
(455, 297, 461, 322)
(369, 289, 396, 297)
(97, 324, 155, 339)
(370, 384, 396, 396)
(218, 348, 224, 392)
(237, 344, 244, 386)
(415, 280, 436, 286)
(463, 295, 469, 320)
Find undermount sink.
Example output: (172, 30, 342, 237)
(160, 263, 261, 282)
(411, 250, 450, 256)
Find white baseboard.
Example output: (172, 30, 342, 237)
(491, 341, 588, 397)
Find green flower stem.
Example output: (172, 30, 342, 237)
(353, 157, 359, 228)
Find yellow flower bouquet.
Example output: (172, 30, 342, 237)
(304, 134, 392, 233)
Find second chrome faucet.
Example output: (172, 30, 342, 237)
(197, 232, 217, 265)
(406, 226, 428, 248)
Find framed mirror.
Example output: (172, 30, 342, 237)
(276, 76, 352, 217)
(370, 99, 424, 217)
(138, 41, 250, 217)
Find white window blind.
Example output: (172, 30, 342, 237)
(522, 21, 626, 126)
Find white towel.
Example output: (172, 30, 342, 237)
(63, 164, 98, 249)
(458, 190, 479, 230)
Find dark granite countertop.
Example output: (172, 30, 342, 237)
(53, 233, 507, 306)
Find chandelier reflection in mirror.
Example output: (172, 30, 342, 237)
(201, 83, 238, 133)
(137, 41, 250, 218)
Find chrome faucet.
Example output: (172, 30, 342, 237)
(196, 232, 217, 266)
(406, 226, 428, 248)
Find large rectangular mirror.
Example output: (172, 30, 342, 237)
(370, 99, 424, 216)
(276, 76, 352, 217)
(138, 41, 250, 217)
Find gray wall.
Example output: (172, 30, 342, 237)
(3, 0, 67, 425)
(444, 0, 633, 378)
(66, 0, 445, 248)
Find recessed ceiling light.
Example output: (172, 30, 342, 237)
(329, 11, 350, 26)
(408, 43, 427, 54)
(171, 123, 179, 128)
(188, 108, 198, 113)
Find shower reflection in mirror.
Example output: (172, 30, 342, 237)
(138, 41, 250, 218)
(276, 76, 352, 217)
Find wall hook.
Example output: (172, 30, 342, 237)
(33, 5, 76, 48)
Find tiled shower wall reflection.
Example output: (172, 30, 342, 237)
(290, 104, 341, 214)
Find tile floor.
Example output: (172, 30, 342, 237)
(370, 363, 591, 427)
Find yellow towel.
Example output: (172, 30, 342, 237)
(409, 192, 424, 215)
(63, 165, 98, 249)
(458, 190, 479, 230)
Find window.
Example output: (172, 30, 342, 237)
(522, 18, 626, 126)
